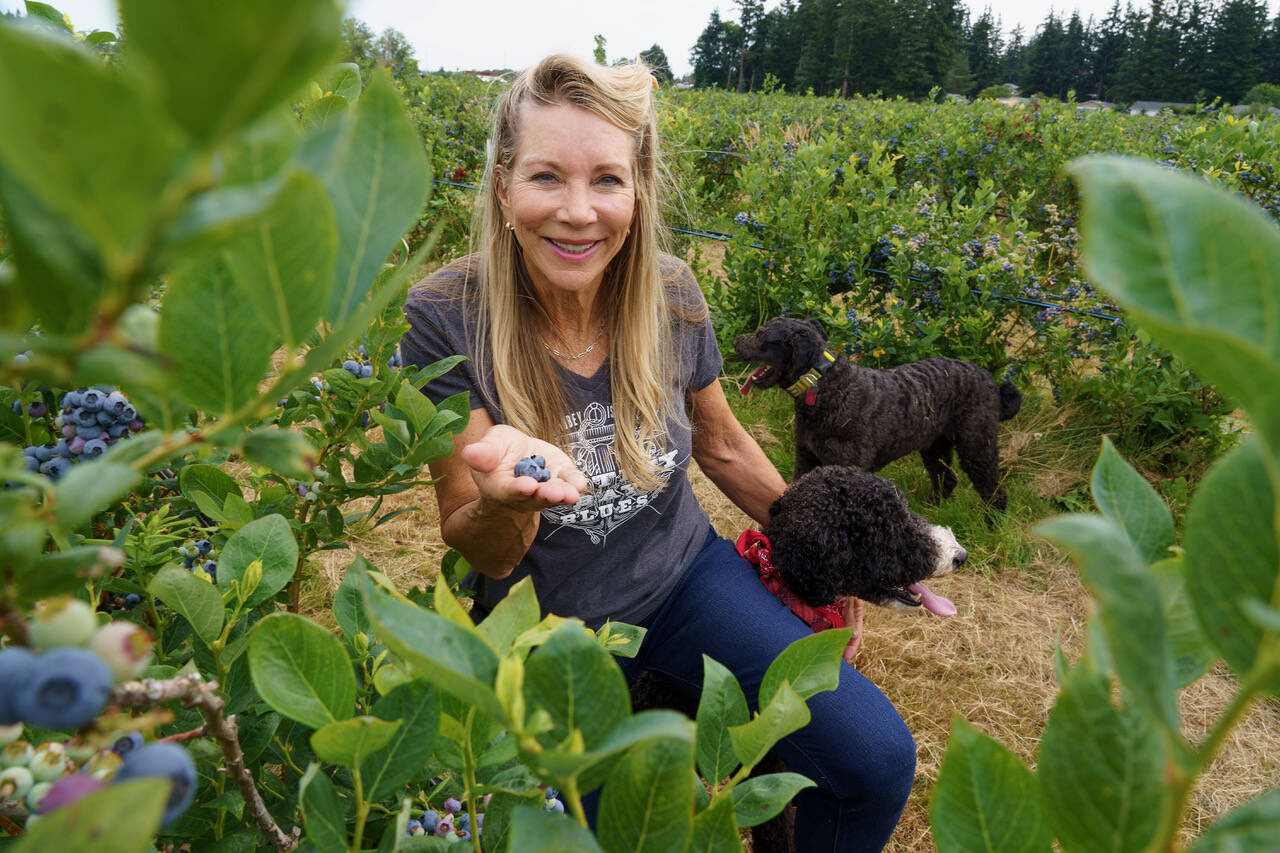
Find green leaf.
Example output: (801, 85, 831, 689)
(533, 710, 694, 783)
(53, 460, 142, 529)
(150, 565, 225, 645)
(159, 253, 278, 416)
(218, 514, 299, 607)
(506, 806, 605, 853)
(179, 463, 243, 510)
(334, 556, 375, 643)
(14, 778, 169, 853)
(299, 763, 348, 853)
(222, 169, 336, 351)
(17, 545, 116, 606)
(478, 577, 541, 653)
(1190, 789, 1280, 852)
(0, 22, 186, 276)
(1034, 513, 1179, 732)
(598, 738, 695, 853)
(1091, 436, 1174, 566)
(929, 717, 1051, 853)
(356, 563, 501, 719)
(728, 681, 809, 770)
(119, 0, 341, 146)
(360, 679, 441, 802)
(320, 63, 362, 100)
(1038, 662, 1167, 853)
(24, 3, 73, 32)
(241, 428, 318, 480)
(248, 613, 356, 729)
(1150, 556, 1216, 688)
(689, 795, 742, 853)
(695, 656, 750, 784)
(596, 621, 646, 659)
(524, 622, 632, 753)
(759, 628, 851, 706)
(731, 772, 815, 829)
(305, 71, 431, 324)
(311, 715, 401, 768)
(1183, 438, 1280, 693)
(1070, 155, 1280, 455)
(394, 378, 438, 434)
(302, 93, 349, 129)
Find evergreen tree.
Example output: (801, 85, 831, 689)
(1204, 0, 1268, 101)
(1089, 2, 1125, 99)
(966, 8, 1005, 93)
(1175, 0, 1213, 100)
(732, 0, 766, 91)
(758, 0, 803, 90)
(1024, 12, 1066, 96)
(639, 44, 674, 82)
(794, 0, 839, 94)
(691, 10, 742, 88)
(1002, 24, 1029, 85)
(1260, 12, 1280, 83)
(1062, 12, 1091, 97)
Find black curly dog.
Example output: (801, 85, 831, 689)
(630, 466, 967, 851)
(734, 317, 1022, 510)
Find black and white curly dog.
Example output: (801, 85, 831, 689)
(630, 466, 966, 851)
(735, 316, 1022, 510)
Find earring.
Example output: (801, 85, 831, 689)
(505, 222, 515, 231)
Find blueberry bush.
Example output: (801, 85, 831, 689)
(928, 157, 1280, 851)
(0, 4, 846, 851)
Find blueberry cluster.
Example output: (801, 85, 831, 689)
(0, 599, 153, 734)
(733, 211, 764, 232)
(0, 722, 195, 828)
(513, 455, 550, 483)
(20, 388, 144, 480)
(177, 538, 216, 583)
(406, 794, 480, 842)
(543, 786, 565, 813)
(341, 345, 403, 379)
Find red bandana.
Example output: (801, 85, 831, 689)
(736, 530, 851, 652)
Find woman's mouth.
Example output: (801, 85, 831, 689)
(545, 237, 602, 258)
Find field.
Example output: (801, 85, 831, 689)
(4, 10, 1280, 849)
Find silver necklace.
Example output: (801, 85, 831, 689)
(542, 322, 605, 361)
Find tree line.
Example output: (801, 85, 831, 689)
(690, 0, 1280, 104)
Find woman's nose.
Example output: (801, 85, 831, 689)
(557, 182, 597, 224)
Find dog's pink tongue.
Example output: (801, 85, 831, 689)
(740, 365, 769, 395)
(909, 582, 956, 616)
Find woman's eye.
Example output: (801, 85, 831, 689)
(530, 172, 557, 183)
(598, 174, 623, 186)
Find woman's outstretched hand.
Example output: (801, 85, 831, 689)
(461, 424, 589, 512)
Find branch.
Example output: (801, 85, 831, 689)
(111, 674, 301, 852)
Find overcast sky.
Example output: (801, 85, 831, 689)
(4, 0, 1256, 77)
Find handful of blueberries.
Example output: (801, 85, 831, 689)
(513, 455, 551, 483)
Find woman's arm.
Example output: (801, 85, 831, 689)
(689, 378, 787, 526)
(430, 408, 588, 579)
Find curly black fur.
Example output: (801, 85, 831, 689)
(763, 466, 941, 607)
(734, 317, 1022, 510)
(629, 466, 965, 852)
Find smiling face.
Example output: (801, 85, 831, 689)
(496, 102, 637, 301)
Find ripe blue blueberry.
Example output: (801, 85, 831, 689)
(11, 647, 114, 731)
(456, 812, 470, 830)
(513, 456, 550, 482)
(114, 742, 196, 827)
(123, 593, 142, 610)
(0, 648, 37, 725)
(195, 539, 212, 555)
(444, 796, 461, 814)
(359, 363, 373, 379)
(79, 390, 104, 412)
(27, 401, 48, 418)
(421, 808, 439, 833)
(82, 439, 108, 458)
(112, 731, 145, 757)
(342, 359, 360, 375)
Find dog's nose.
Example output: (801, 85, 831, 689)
(953, 548, 968, 568)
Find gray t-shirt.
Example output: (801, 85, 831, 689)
(400, 254, 723, 629)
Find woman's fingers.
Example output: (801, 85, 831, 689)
(462, 425, 587, 507)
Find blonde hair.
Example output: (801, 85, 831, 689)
(471, 53, 678, 491)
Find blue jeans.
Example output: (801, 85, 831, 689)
(608, 527, 916, 851)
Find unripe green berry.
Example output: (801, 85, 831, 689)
(29, 743, 69, 783)
(82, 748, 122, 780)
(0, 723, 23, 748)
(0, 766, 34, 801)
(2, 740, 33, 768)
(27, 597, 98, 649)
(25, 781, 52, 813)
(63, 735, 96, 762)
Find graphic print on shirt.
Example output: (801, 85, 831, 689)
(542, 401, 678, 545)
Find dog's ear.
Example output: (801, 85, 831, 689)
(803, 317, 828, 342)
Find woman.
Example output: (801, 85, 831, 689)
(400, 53, 914, 851)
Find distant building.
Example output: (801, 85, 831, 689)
(1127, 100, 1193, 115)
(1077, 100, 1117, 111)
(1001, 82, 1021, 95)
(996, 96, 1032, 107)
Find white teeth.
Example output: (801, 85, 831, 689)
(549, 239, 597, 254)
